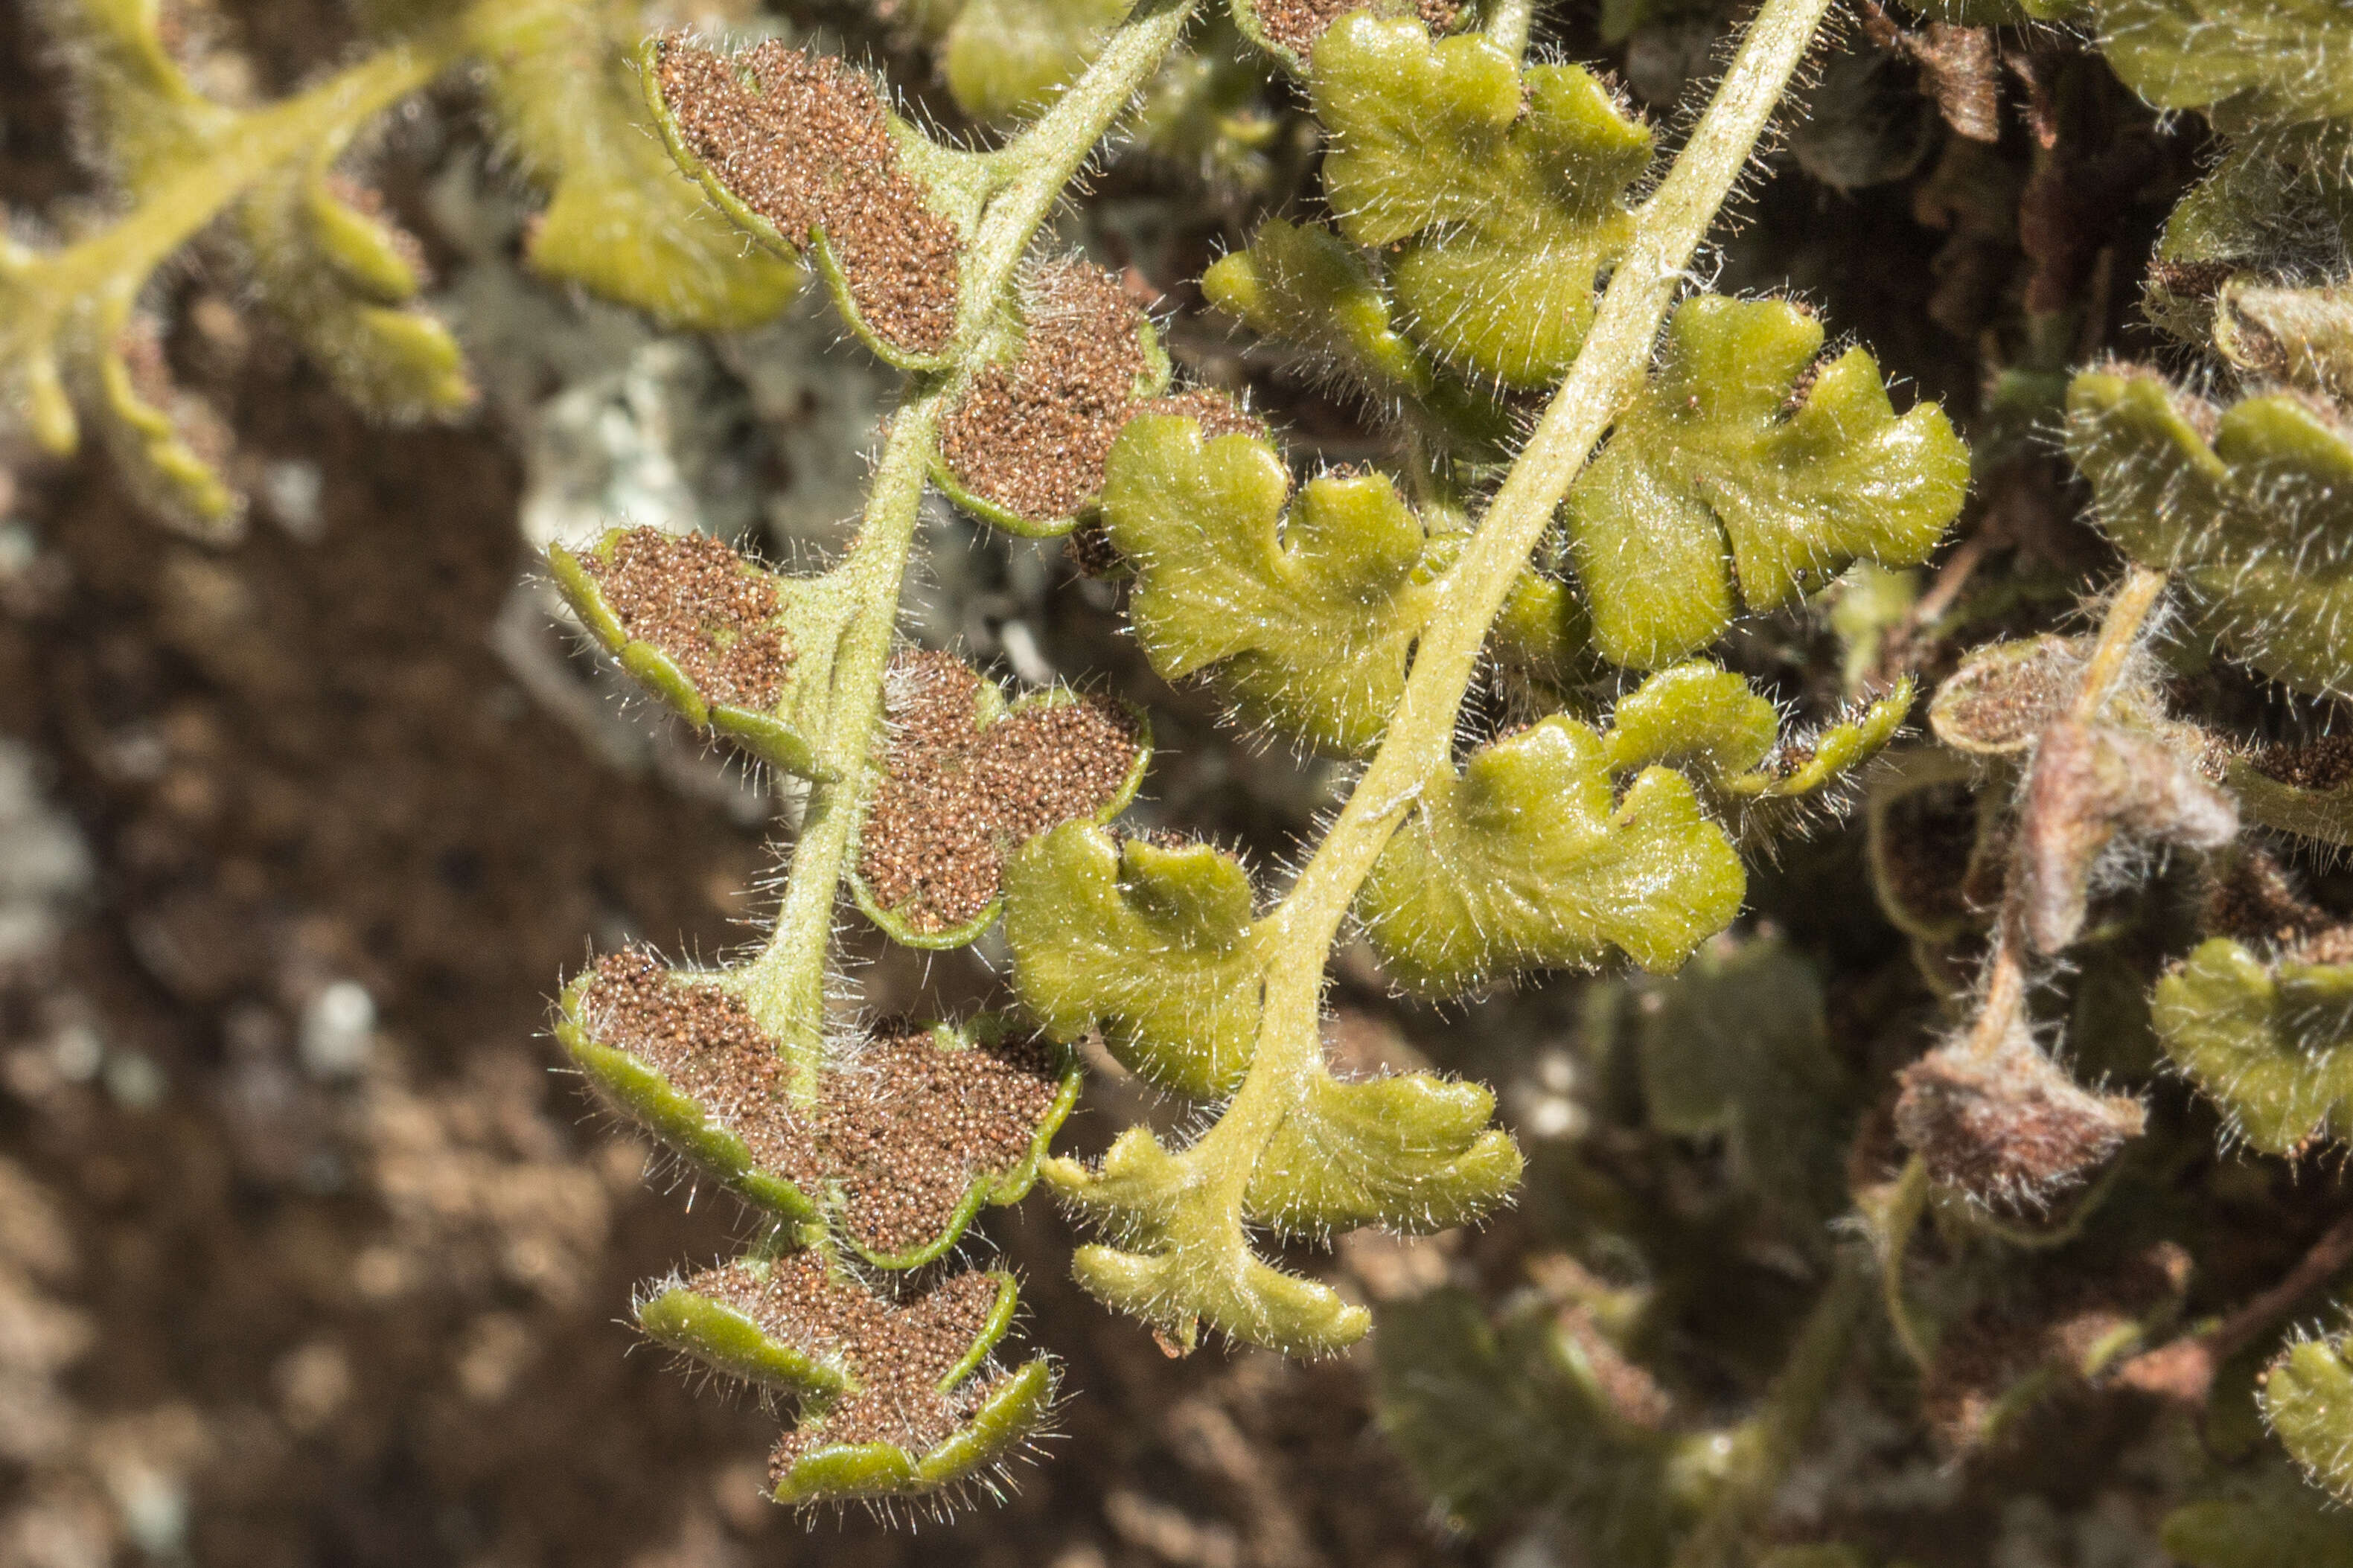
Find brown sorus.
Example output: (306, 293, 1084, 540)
(2203, 849, 2334, 947)
(1934, 636, 2080, 754)
(577, 948, 818, 1182)
(938, 261, 1267, 525)
(1144, 387, 1269, 443)
(580, 953, 1064, 1253)
(1875, 775, 1982, 935)
(1254, 0, 1460, 57)
(939, 261, 1155, 525)
(858, 650, 1141, 935)
(825, 1026, 1063, 1254)
(681, 1254, 1007, 1469)
(654, 36, 959, 356)
(2252, 733, 2353, 792)
(581, 528, 794, 711)
(1921, 1242, 2188, 1454)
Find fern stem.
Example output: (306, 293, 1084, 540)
(961, 0, 1200, 336)
(1957, 563, 2171, 1066)
(1192, 0, 1836, 1196)
(729, 0, 1199, 1078)
(2066, 564, 2170, 724)
(1277, 0, 1833, 948)
(1484, 0, 1539, 57)
(1669, 1254, 1871, 1568)
(1877, 1153, 1936, 1369)
(735, 387, 948, 1081)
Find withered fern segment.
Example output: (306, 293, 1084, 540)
(1928, 635, 2099, 758)
(1916, 1244, 2189, 1459)
(1, 0, 799, 539)
(1892, 1014, 2149, 1209)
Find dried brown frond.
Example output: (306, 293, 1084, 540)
(2018, 720, 2237, 954)
(1922, 1242, 2188, 1454)
(1894, 1021, 2145, 1210)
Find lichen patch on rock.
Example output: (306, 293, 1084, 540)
(653, 36, 960, 356)
(682, 1254, 1006, 1473)
(858, 650, 1142, 935)
(580, 527, 794, 711)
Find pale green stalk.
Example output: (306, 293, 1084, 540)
(1177, 0, 1839, 1249)
(1955, 563, 2169, 1067)
(1483, 0, 1538, 58)
(1878, 1153, 1937, 1369)
(734, 388, 950, 1076)
(732, 0, 1201, 1082)
(1670, 1256, 1871, 1568)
